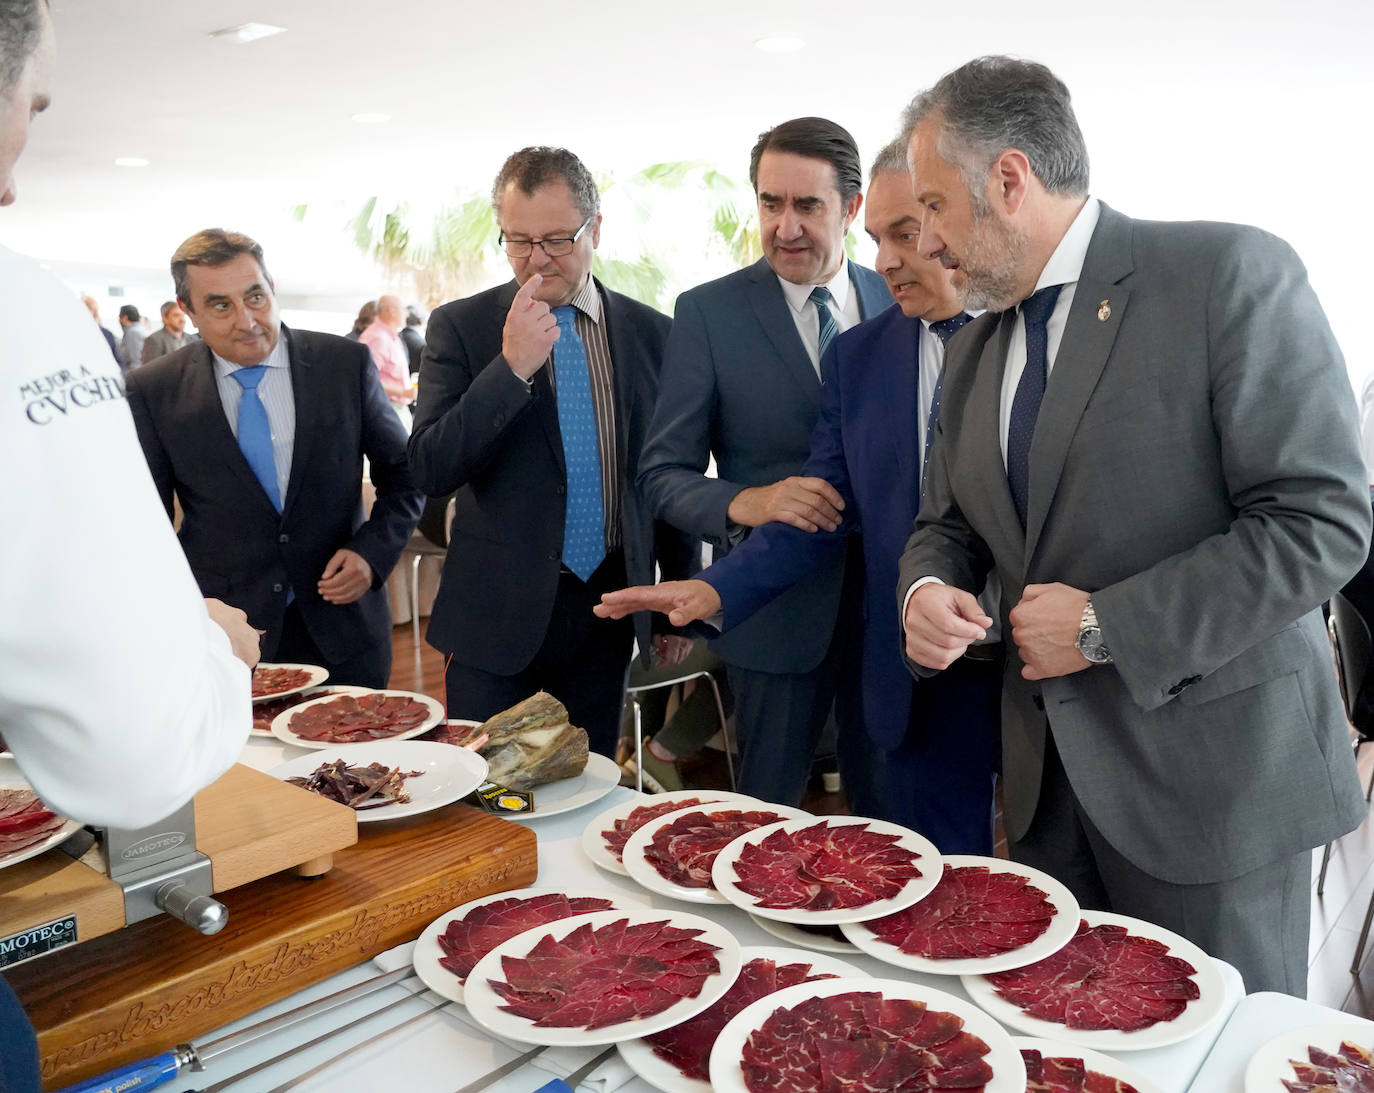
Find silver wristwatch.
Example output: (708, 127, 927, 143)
(1076, 597, 1112, 664)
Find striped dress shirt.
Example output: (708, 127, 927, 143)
(212, 330, 295, 506)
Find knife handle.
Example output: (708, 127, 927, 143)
(54, 1048, 189, 1093)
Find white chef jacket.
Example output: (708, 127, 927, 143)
(0, 243, 251, 830)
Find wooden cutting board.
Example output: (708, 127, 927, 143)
(9, 799, 538, 1089)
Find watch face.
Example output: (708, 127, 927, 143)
(1077, 625, 1110, 664)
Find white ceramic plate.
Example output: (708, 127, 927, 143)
(622, 802, 812, 904)
(464, 907, 743, 1046)
(1012, 1036, 1164, 1093)
(250, 685, 370, 737)
(709, 975, 1026, 1093)
(267, 739, 487, 823)
(1243, 1022, 1374, 1092)
(581, 790, 764, 876)
(251, 662, 330, 702)
(749, 913, 861, 954)
(270, 689, 444, 749)
(500, 751, 622, 821)
(841, 854, 1080, 975)
(412, 886, 648, 1004)
(962, 909, 1228, 1050)
(712, 815, 941, 924)
(617, 944, 868, 1093)
(0, 762, 82, 871)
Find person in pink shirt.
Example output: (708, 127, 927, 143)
(359, 294, 415, 428)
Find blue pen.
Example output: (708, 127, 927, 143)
(528, 1045, 618, 1093)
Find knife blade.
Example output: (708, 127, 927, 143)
(53, 965, 416, 1093)
(450, 1045, 548, 1093)
(529, 1045, 619, 1093)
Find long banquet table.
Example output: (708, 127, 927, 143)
(170, 746, 1253, 1093)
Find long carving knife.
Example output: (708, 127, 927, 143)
(54, 965, 417, 1093)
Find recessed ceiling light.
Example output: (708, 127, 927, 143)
(114, 157, 149, 168)
(351, 112, 392, 125)
(754, 35, 805, 53)
(209, 23, 287, 45)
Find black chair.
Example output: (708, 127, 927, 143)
(1316, 591, 1374, 971)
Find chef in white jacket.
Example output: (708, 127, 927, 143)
(0, 3, 259, 1087)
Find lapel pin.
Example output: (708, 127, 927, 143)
(1097, 299, 1111, 322)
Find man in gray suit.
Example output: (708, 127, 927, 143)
(639, 117, 890, 805)
(898, 56, 1369, 994)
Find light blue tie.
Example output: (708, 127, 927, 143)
(809, 286, 838, 364)
(230, 365, 280, 511)
(553, 307, 605, 580)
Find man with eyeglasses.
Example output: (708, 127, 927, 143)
(409, 146, 696, 756)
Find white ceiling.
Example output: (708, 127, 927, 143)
(4, 0, 1373, 371)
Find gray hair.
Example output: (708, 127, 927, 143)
(901, 55, 1089, 201)
(0, 0, 45, 95)
(868, 138, 910, 182)
(491, 146, 600, 223)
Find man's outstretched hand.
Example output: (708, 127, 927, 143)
(595, 580, 722, 628)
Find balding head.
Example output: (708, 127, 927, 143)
(376, 295, 404, 331)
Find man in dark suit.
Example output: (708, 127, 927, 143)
(898, 56, 1369, 994)
(599, 141, 1001, 851)
(409, 147, 695, 757)
(637, 118, 889, 806)
(127, 229, 423, 688)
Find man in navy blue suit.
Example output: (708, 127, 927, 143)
(602, 140, 1002, 852)
(637, 118, 891, 807)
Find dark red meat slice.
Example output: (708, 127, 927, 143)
(488, 916, 721, 1030)
(253, 689, 343, 733)
(252, 666, 314, 698)
(731, 820, 923, 910)
(985, 920, 1199, 1032)
(644, 809, 787, 888)
(645, 957, 838, 1080)
(1021, 1047, 1142, 1092)
(0, 789, 67, 860)
(739, 989, 992, 1092)
(601, 796, 721, 862)
(436, 892, 615, 982)
(1282, 1039, 1374, 1092)
(287, 693, 430, 742)
(865, 864, 1057, 959)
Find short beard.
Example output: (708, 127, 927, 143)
(954, 197, 1028, 313)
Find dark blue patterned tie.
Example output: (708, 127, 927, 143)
(553, 306, 605, 580)
(923, 312, 972, 468)
(809, 286, 838, 364)
(229, 365, 280, 511)
(1006, 285, 1064, 527)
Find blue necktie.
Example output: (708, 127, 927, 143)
(1006, 285, 1064, 527)
(230, 365, 281, 511)
(923, 312, 973, 469)
(553, 307, 605, 580)
(809, 286, 838, 365)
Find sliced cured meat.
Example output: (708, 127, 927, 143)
(985, 920, 1199, 1032)
(731, 820, 923, 911)
(252, 666, 314, 698)
(740, 990, 992, 1092)
(253, 689, 342, 734)
(287, 693, 430, 743)
(0, 789, 68, 861)
(489, 916, 721, 1030)
(602, 796, 720, 862)
(437, 892, 616, 982)
(1021, 1047, 1140, 1092)
(1283, 1039, 1374, 1092)
(866, 864, 1057, 959)
(645, 956, 838, 1080)
(645, 809, 788, 888)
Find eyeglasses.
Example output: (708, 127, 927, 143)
(498, 218, 592, 258)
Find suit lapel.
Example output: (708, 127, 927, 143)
(851, 263, 890, 321)
(188, 341, 280, 520)
(745, 259, 819, 407)
(598, 281, 631, 488)
(280, 326, 314, 519)
(881, 313, 922, 510)
(970, 312, 1026, 560)
(498, 279, 566, 475)
(1024, 208, 1134, 561)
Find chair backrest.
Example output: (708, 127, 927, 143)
(1331, 592, 1374, 732)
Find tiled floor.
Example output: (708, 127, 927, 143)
(389, 622, 1374, 1016)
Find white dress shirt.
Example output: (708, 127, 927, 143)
(778, 263, 863, 376)
(212, 328, 295, 505)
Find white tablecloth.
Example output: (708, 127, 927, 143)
(161, 780, 1249, 1092)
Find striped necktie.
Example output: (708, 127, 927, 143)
(229, 365, 281, 511)
(1006, 285, 1064, 527)
(552, 306, 605, 580)
(809, 286, 838, 365)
